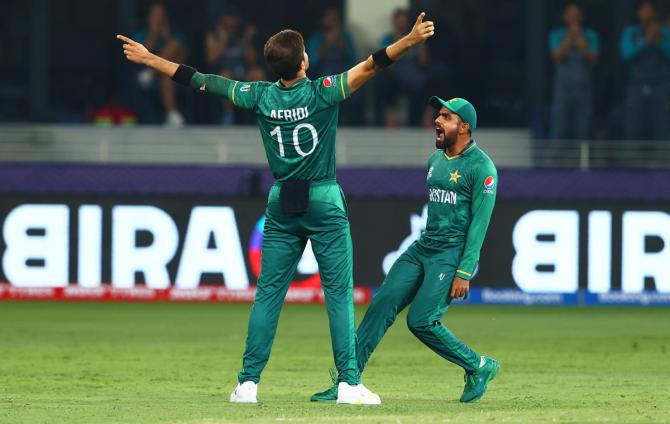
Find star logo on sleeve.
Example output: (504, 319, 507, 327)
(449, 170, 462, 183)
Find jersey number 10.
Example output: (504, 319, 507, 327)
(270, 123, 319, 158)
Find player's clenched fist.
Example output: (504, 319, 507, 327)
(408, 12, 435, 45)
(116, 34, 151, 65)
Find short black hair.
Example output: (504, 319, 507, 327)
(263, 30, 305, 80)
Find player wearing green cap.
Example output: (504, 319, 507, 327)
(117, 12, 435, 405)
(312, 96, 499, 403)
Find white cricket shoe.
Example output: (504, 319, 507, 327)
(336, 382, 381, 405)
(230, 381, 258, 403)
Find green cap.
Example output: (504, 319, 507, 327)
(429, 96, 477, 130)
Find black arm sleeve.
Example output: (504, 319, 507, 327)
(171, 64, 197, 86)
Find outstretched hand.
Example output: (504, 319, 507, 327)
(117, 34, 151, 65)
(408, 12, 435, 45)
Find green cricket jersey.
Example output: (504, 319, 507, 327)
(188, 72, 350, 181)
(423, 141, 497, 280)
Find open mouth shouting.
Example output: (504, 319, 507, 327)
(435, 126, 445, 144)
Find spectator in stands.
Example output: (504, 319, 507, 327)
(132, 2, 187, 126)
(375, 8, 432, 127)
(548, 4, 599, 141)
(205, 12, 265, 124)
(306, 7, 364, 125)
(620, 1, 670, 140)
(306, 8, 357, 78)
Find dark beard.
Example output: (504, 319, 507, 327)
(437, 131, 458, 150)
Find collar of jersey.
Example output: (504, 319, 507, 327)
(443, 140, 477, 160)
(275, 77, 309, 90)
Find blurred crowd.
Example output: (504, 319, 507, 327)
(117, 3, 447, 129)
(548, 1, 670, 141)
(100, 1, 670, 141)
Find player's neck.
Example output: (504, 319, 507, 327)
(280, 71, 307, 87)
(445, 137, 472, 157)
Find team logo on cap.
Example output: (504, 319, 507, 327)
(323, 76, 334, 87)
(484, 176, 495, 189)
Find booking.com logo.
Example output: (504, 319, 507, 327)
(248, 216, 322, 288)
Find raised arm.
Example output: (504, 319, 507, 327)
(347, 12, 435, 94)
(117, 33, 257, 108)
(117, 34, 179, 77)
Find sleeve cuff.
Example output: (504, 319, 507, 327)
(341, 72, 350, 99)
(456, 269, 472, 279)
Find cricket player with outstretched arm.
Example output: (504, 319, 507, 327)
(117, 12, 435, 405)
(312, 97, 500, 403)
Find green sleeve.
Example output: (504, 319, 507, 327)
(189, 72, 260, 111)
(456, 162, 497, 280)
(315, 72, 350, 106)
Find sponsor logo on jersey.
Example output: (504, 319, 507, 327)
(240, 84, 251, 92)
(323, 76, 334, 87)
(198, 83, 207, 92)
(483, 175, 495, 194)
(439, 272, 446, 281)
(427, 166, 434, 180)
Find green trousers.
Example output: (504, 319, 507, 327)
(357, 239, 481, 374)
(238, 180, 359, 385)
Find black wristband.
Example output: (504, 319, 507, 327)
(372, 48, 395, 68)
(172, 64, 197, 86)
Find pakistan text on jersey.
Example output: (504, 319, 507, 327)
(429, 188, 458, 205)
(270, 107, 309, 122)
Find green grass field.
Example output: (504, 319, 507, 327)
(1, 302, 668, 423)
